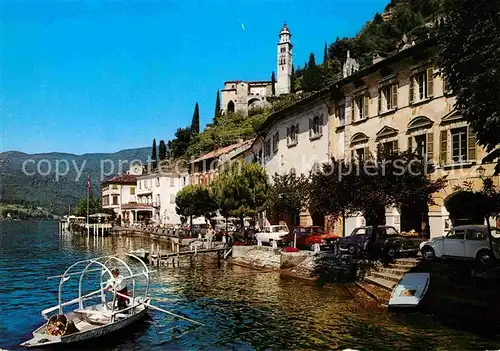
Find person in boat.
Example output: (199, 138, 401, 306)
(104, 268, 128, 310)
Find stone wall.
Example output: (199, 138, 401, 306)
(281, 251, 313, 269)
(231, 246, 282, 269)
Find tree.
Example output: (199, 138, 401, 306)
(291, 66, 296, 93)
(211, 161, 268, 235)
(151, 139, 157, 171)
(265, 172, 310, 227)
(323, 42, 328, 65)
(302, 53, 324, 92)
(271, 72, 276, 96)
(438, 0, 500, 174)
(214, 90, 221, 124)
(308, 53, 316, 67)
(175, 184, 217, 234)
(169, 127, 192, 158)
(451, 178, 500, 257)
(310, 150, 447, 235)
(158, 140, 167, 161)
(191, 102, 200, 135)
(73, 193, 101, 216)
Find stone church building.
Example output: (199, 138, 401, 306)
(220, 23, 293, 115)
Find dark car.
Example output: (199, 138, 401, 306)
(337, 226, 421, 258)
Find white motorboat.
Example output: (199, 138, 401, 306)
(21, 254, 203, 348)
(388, 272, 430, 307)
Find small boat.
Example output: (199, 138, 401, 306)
(21, 254, 203, 348)
(129, 248, 150, 260)
(388, 272, 430, 308)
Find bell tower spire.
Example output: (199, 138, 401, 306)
(276, 22, 293, 95)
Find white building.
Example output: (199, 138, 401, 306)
(101, 174, 138, 221)
(220, 23, 293, 115)
(136, 171, 189, 226)
(246, 88, 332, 226)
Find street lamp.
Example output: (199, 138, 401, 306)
(477, 166, 486, 179)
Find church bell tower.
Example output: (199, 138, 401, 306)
(276, 23, 293, 95)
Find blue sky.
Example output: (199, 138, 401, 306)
(1, 0, 387, 154)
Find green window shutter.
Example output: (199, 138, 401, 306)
(295, 123, 299, 142)
(392, 84, 398, 109)
(409, 76, 415, 104)
(351, 99, 355, 121)
(309, 119, 312, 138)
(319, 114, 323, 135)
(427, 67, 434, 97)
(351, 149, 355, 160)
(440, 130, 448, 165)
(378, 89, 382, 114)
(468, 127, 476, 161)
(393, 139, 399, 152)
(408, 136, 413, 153)
(427, 132, 434, 161)
(364, 95, 369, 119)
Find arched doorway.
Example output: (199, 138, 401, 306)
(444, 191, 485, 226)
(227, 101, 235, 113)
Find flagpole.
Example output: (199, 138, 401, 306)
(87, 176, 90, 236)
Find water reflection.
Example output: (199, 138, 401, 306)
(2, 221, 500, 350)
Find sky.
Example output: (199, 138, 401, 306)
(1, 0, 387, 155)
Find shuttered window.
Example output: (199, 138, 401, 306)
(426, 67, 434, 97)
(363, 95, 369, 119)
(427, 132, 434, 161)
(440, 130, 448, 165)
(409, 77, 415, 104)
(467, 127, 476, 161)
(392, 84, 398, 109)
(378, 89, 382, 114)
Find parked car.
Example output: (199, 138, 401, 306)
(420, 224, 500, 265)
(254, 225, 289, 245)
(283, 226, 339, 251)
(337, 226, 421, 258)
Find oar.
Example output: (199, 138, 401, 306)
(113, 291, 205, 326)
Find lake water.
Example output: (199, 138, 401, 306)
(1, 221, 499, 350)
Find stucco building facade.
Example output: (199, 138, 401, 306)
(328, 37, 499, 238)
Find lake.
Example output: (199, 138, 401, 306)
(1, 221, 499, 350)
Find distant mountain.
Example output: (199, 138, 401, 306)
(0, 147, 150, 215)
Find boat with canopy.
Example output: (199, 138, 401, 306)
(21, 253, 203, 348)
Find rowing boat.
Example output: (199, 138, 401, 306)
(20, 253, 202, 348)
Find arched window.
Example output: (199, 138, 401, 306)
(227, 101, 235, 113)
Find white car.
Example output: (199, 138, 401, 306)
(420, 225, 500, 264)
(254, 225, 289, 245)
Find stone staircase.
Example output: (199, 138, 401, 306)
(357, 258, 421, 301)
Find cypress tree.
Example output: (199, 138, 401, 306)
(291, 66, 295, 93)
(308, 53, 316, 67)
(191, 102, 200, 134)
(271, 72, 276, 96)
(323, 42, 328, 65)
(158, 140, 167, 161)
(151, 138, 157, 171)
(214, 90, 221, 123)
